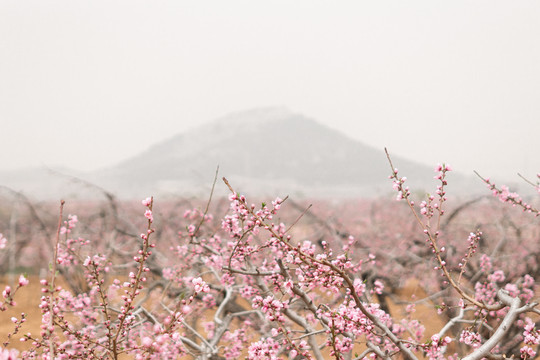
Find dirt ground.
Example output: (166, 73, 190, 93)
(0, 276, 444, 358)
(1, 275, 47, 352)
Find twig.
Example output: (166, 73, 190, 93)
(192, 166, 219, 237)
(48, 199, 65, 358)
(285, 203, 313, 234)
(386, 149, 503, 312)
(224, 176, 419, 360)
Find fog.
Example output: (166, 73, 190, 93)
(1, 1, 539, 181)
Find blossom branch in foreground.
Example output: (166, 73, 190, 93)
(222, 176, 419, 360)
(386, 149, 502, 311)
(474, 171, 540, 216)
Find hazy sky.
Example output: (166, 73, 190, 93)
(1, 1, 539, 181)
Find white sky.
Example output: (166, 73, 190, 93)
(1, 1, 539, 181)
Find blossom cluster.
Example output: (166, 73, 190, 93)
(0, 159, 539, 360)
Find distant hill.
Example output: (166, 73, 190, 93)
(89, 107, 480, 198)
(0, 107, 484, 200)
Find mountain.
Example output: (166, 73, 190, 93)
(88, 107, 480, 199)
(0, 107, 484, 200)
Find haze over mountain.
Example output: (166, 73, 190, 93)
(1, 108, 485, 200)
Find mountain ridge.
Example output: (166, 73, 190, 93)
(90, 107, 477, 198)
(0, 108, 484, 199)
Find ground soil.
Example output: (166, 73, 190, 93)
(0, 276, 444, 358)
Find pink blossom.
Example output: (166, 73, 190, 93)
(0, 348, 19, 360)
(18, 275, 28, 287)
(2, 286, 11, 299)
(488, 270, 506, 283)
(354, 279, 366, 296)
(521, 317, 540, 358)
(141, 336, 153, 348)
(192, 277, 210, 293)
(271, 197, 283, 210)
(521, 346, 536, 359)
(144, 209, 153, 222)
(283, 279, 293, 291)
(460, 329, 481, 348)
(67, 214, 78, 229)
(373, 279, 384, 295)
(247, 338, 280, 360)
